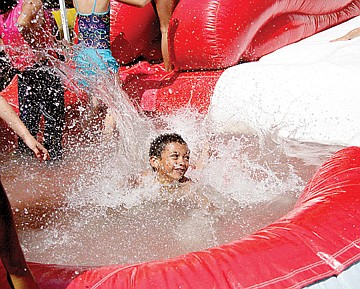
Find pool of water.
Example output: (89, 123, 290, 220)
(0, 109, 343, 266)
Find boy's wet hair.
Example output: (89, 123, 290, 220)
(149, 133, 187, 158)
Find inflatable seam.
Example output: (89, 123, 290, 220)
(204, 0, 222, 62)
(89, 265, 135, 288)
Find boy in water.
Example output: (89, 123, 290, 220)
(147, 133, 234, 212)
(119, 133, 191, 191)
(149, 133, 191, 185)
(123, 132, 222, 208)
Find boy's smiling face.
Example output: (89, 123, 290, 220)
(150, 142, 190, 184)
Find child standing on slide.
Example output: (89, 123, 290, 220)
(72, 0, 151, 133)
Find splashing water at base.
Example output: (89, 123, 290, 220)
(0, 43, 344, 266)
(1, 107, 343, 266)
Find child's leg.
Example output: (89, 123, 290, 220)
(152, 0, 179, 71)
(40, 68, 65, 161)
(103, 112, 116, 137)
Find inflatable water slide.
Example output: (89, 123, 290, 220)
(1, 0, 360, 288)
(112, 0, 360, 114)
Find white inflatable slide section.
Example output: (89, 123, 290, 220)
(208, 16, 360, 147)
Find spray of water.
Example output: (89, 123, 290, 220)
(1, 42, 341, 266)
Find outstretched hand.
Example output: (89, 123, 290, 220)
(23, 135, 50, 161)
(0, 96, 50, 161)
(330, 35, 350, 42)
(330, 27, 360, 42)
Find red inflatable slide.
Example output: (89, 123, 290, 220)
(110, 0, 360, 113)
(111, 0, 360, 70)
(1, 1, 360, 288)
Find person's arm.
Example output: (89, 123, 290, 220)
(16, 0, 43, 28)
(331, 27, 360, 42)
(0, 96, 50, 161)
(115, 0, 151, 8)
(0, 181, 40, 289)
(16, 0, 48, 50)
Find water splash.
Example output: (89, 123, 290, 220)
(1, 42, 342, 266)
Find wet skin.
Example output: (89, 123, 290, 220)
(150, 142, 190, 184)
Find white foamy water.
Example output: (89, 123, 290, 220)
(1, 108, 342, 266)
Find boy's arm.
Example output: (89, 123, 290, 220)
(114, 0, 151, 8)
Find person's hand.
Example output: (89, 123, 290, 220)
(23, 135, 50, 161)
(330, 35, 349, 42)
(330, 27, 360, 42)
